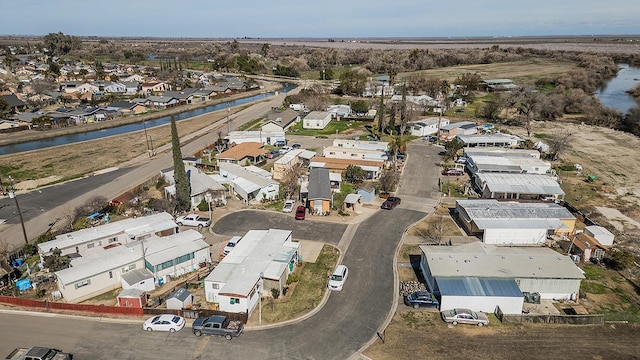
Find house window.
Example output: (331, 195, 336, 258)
(230, 297, 240, 304)
(212, 283, 219, 290)
(87, 243, 95, 249)
(74, 279, 91, 289)
(109, 271, 113, 279)
(175, 253, 194, 265)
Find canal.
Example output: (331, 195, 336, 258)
(0, 83, 297, 156)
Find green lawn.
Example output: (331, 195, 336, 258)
(287, 120, 368, 136)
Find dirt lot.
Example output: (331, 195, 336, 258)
(364, 311, 640, 360)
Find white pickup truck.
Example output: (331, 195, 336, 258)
(175, 214, 211, 229)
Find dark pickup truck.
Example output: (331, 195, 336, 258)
(6, 347, 72, 360)
(191, 315, 244, 340)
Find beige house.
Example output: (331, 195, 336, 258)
(273, 149, 305, 181)
(216, 142, 268, 167)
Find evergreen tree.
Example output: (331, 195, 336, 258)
(377, 87, 385, 138)
(171, 115, 191, 212)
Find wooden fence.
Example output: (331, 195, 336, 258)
(0, 295, 247, 323)
(0, 295, 143, 316)
(495, 306, 604, 325)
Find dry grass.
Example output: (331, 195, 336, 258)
(399, 59, 577, 83)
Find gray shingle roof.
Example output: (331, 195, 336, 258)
(308, 168, 332, 200)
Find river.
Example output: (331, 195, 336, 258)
(0, 83, 297, 156)
(594, 64, 640, 115)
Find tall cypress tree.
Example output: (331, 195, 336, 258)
(377, 87, 385, 137)
(171, 115, 191, 212)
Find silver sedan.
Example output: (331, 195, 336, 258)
(440, 308, 489, 326)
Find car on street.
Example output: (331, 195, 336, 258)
(328, 264, 349, 291)
(422, 135, 437, 142)
(223, 236, 242, 255)
(441, 169, 465, 176)
(404, 291, 440, 309)
(175, 214, 211, 229)
(143, 314, 186, 332)
(440, 308, 489, 326)
(295, 205, 306, 220)
(291, 143, 301, 149)
(381, 196, 401, 210)
(282, 200, 295, 213)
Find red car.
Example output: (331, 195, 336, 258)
(381, 197, 401, 210)
(295, 206, 306, 220)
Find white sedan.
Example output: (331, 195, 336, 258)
(143, 314, 186, 332)
(282, 200, 295, 213)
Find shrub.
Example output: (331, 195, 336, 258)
(286, 273, 299, 285)
(271, 288, 280, 299)
(282, 287, 289, 296)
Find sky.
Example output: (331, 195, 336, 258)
(2, 0, 639, 38)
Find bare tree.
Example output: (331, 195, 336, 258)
(547, 130, 572, 161)
(414, 215, 452, 245)
(506, 85, 541, 137)
(282, 162, 302, 200)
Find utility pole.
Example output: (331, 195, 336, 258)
(7, 177, 28, 245)
(226, 108, 231, 134)
(143, 119, 151, 157)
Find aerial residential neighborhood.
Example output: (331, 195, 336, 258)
(1, 29, 640, 360)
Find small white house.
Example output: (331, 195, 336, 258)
(303, 111, 332, 129)
(219, 163, 279, 204)
(121, 268, 155, 292)
(409, 117, 450, 137)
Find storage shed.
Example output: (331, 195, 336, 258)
(583, 226, 615, 246)
(117, 288, 147, 308)
(121, 268, 155, 292)
(166, 288, 193, 310)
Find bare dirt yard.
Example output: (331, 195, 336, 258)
(364, 311, 640, 360)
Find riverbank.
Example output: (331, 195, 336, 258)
(0, 81, 284, 147)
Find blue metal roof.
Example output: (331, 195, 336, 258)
(436, 277, 523, 297)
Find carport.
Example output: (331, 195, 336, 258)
(436, 277, 524, 314)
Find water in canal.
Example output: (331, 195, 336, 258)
(0, 83, 297, 156)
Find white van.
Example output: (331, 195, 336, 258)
(328, 265, 349, 291)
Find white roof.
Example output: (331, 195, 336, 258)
(275, 148, 305, 164)
(420, 242, 584, 280)
(39, 212, 176, 253)
(457, 133, 522, 145)
(476, 173, 565, 196)
(344, 193, 362, 204)
(244, 165, 272, 178)
(329, 172, 342, 182)
(164, 166, 224, 195)
(298, 150, 316, 160)
(464, 148, 540, 159)
(56, 230, 206, 285)
(219, 163, 277, 187)
(232, 177, 261, 194)
(470, 156, 550, 172)
(205, 229, 299, 297)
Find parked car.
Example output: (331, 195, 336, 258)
(282, 200, 295, 213)
(291, 143, 301, 149)
(192, 315, 244, 339)
(6, 347, 72, 360)
(441, 169, 465, 176)
(143, 314, 186, 332)
(279, 146, 292, 155)
(455, 157, 467, 164)
(274, 140, 286, 147)
(175, 214, 211, 229)
(440, 308, 489, 326)
(423, 135, 437, 142)
(404, 291, 440, 309)
(223, 236, 242, 255)
(295, 205, 306, 220)
(381, 196, 401, 210)
(328, 264, 349, 291)
(267, 149, 280, 159)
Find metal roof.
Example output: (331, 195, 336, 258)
(457, 133, 522, 145)
(205, 229, 299, 297)
(464, 148, 541, 159)
(308, 168, 332, 200)
(420, 242, 584, 280)
(121, 268, 154, 285)
(476, 173, 565, 196)
(40, 212, 177, 252)
(457, 200, 574, 224)
(436, 277, 523, 297)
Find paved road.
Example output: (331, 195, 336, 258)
(0, 90, 298, 252)
(0, 120, 441, 359)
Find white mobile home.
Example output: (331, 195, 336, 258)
(38, 212, 178, 262)
(204, 229, 300, 315)
(303, 111, 332, 129)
